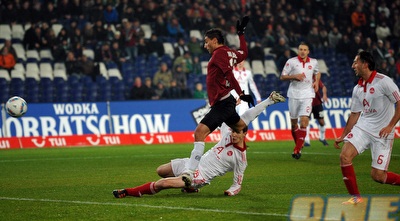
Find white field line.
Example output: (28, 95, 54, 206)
(0, 196, 288, 218)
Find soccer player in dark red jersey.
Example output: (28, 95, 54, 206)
(182, 16, 255, 186)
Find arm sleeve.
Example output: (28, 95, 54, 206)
(225, 152, 247, 196)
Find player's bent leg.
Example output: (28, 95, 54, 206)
(156, 163, 175, 178)
(269, 91, 286, 103)
(371, 168, 387, 184)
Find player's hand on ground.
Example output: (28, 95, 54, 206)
(236, 15, 249, 35)
(224, 190, 234, 196)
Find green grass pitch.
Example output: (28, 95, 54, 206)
(0, 140, 399, 220)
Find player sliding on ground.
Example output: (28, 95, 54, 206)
(113, 91, 285, 198)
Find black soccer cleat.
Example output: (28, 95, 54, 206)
(113, 189, 127, 198)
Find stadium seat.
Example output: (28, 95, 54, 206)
(39, 49, 54, 62)
(0, 24, 11, 42)
(97, 62, 108, 79)
(318, 59, 329, 76)
(0, 69, 11, 81)
(24, 78, 40, 103)
(141, 24, 152, 39)
(26, 50, 40, 63)
(53, 69, 67, 81)
(201, 61, 208, 75)
(54, 62, 66, 70)
(52, 23, 63, 37)
(39, 63, 54, 80)
(108, 68, 123, 80)
(163, 42, 174, 59)
(83, 49, 95, 60)
(11, 24, 24, 42)
(251, 60, 265, 76)
(0, 78, 10, 103)
(11, 69, 25, 81)
(189, 30, 202, 40)
(13, 43, 26, 62)
(264, 60, 279, 77)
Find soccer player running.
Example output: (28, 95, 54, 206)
(181, 16, 254, 186)
(304, 77, 329, 146)
(334, 51, 400, 205)
(112, 92, 285, 198)
(280, 42, 321, 159)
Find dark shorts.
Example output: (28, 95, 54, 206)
(200, 95, 240, 132)
(310, 104, 324, 119)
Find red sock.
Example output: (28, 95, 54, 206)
(385, 172, 400, 185)
(126, 182, 158, 197)
(294, 128, 306, 152)
(291, 128, 297, 144)
(341, 164, 360, 196)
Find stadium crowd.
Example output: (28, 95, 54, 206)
(0, 0, 399, 102)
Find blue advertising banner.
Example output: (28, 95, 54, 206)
(0, 97, 354, 137)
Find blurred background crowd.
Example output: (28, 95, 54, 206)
(0, 0, 399, 103)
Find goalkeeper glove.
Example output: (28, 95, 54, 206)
(239, 91, 255, 108)
(236, 15, 249, 35)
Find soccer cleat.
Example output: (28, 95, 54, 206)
(342, 196, 363, 205)
(304, 142, 310, 147)
(291, 150, 302, 160)
(319, 139, 329, 146)
(181, 187, 199, 193)
(113, 189, 127, 198)
(270, 91, 286, 103)
(181, 172, 193, 188)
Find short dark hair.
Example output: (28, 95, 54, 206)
(205, 28, 225, 45)
(357, 50, 375, 70)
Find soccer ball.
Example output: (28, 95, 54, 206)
(6, 96, 28, 118)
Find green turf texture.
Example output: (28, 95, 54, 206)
(0, 140, 399, 221)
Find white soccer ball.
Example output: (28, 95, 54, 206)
(6, 96, 28, 118)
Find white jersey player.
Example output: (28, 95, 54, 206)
(231, 60, 262, 115)
(112, 91, 286, 198)
(334, 51, 400, 205)
(280, 42, 321, 159)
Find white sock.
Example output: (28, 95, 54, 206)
(241, 98, 273, 125)
(319, 125, 326, 140)
(187, 142, 205, 172)
(305, 125, 310, 143)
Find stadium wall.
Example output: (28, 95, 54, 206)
(0, 98, 399, 149)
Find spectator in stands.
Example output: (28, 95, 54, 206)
(147, 33, 165, 57)
(111, 40, 128, 70)
(191, 56, 202, 75)
(307, 26, 322, 51)
(193, 82, 207, 99)
(154, 14, 169, 38)
(105, 24, 115, 42)
(364, 37, 374, 53)
(348, 35, 364, 61)
(89, 0, 104, 22)
(103, 4, 119, 24)
(0, 47, 16, 74)
(166, 17, 185, 40)
(351, 4, 367, 33)
(65, 51, 82, 78)
(385, 58, 398, 81)
(137, 37, 149, 58)
(225, 26, 240, 49)
(153, 62, 173, 88)
(260, 29, 276, 48)
(1, 39, 17, 62)
(189, 9, 206, 31)
(1, 1, 18, 23)
(83, 22, 95, 48)
(17, 1, 33, 24)
(336, 34, 351, 56)
(52, 39, 69, 62)
(248, 42, 264, 62)
(93, 20, 108, 44)
(57, 0, 73, 22)
(71, 42, 83, 60)
(153, 82, 167, 100)
(23, 24, 43, 50)
(373, 39, 389, 67)
(375, 22, 391, 41)
(56, 28, 70, 46)
(328, 26, 342, 49)
(172, 65, 187, 89)
(164, 79, 182, 99)
(143, 77, 157, 100)
(277, 49, 292, 72)
(42, 2, 58, 25)
(130, 76, 149, 100)
(187, 36, 203, 57)
(121, 18, 144, 61)
(270, 37, 289, 59)
(174, 38, 189, 58)
(81, 54, 96, 81)
(173, 51, 193, 76)
(97, 42, 114, 67)
(70, 28, 84, 47)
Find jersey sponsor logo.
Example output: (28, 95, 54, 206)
(289, 195, 400, 221)
(227, 150, 233, 156)
(363, 99, 370, 107)
(308, 65, 312, 69)
(370, 87, 375, 94)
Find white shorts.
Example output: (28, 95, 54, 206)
(170, 158, 210, 188)
(288, 98, 313, 119)
(344, 126, 394, 171)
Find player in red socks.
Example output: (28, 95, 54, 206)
(280, 42, 321, 159)
(334, 51, 400, 204)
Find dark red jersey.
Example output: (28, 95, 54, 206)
(312, 80, 325, 106)
(206, 35, 248, 106)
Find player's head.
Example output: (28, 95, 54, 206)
(357, 50, 375, 70)
(231, 126, 248, 144)
(204, 28, 224, 54)
(297, 42, 310, 60)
